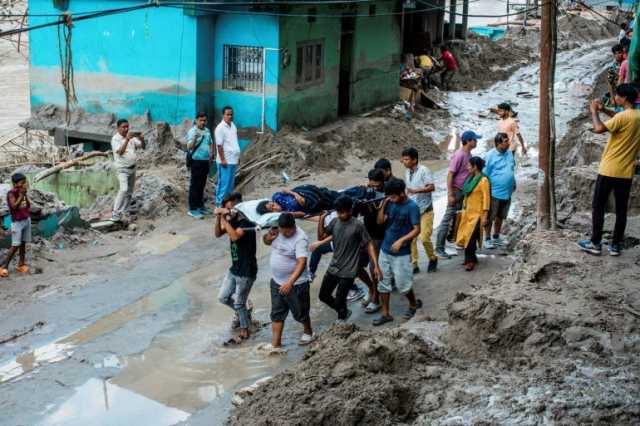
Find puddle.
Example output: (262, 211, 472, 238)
(39, 378, 190, 426)
(0, 342, 74, 383)
(136, 233, 191, 256)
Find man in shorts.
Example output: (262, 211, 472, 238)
(1, 173, 32, 278)
(263, 213, 315, 349)
(483, 133, 516, 249)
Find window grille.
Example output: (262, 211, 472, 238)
(223, 45, 263, 92)
(295, 40, 324, 86)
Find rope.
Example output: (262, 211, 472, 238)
(57, 12, 77, 127)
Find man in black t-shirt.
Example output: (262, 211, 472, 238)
(214, 192, 258, 344)
(361, 168, 386, 314)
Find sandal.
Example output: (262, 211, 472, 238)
(372, 315, 394, 326)
(223, 336, 246, 347)
(16, 265, 29, 274)
(403, 299, 423, 320)
(0, 267, 8, 278)
(365, 303, 381, 314)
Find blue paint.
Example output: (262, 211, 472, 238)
(469, 26, 506, 41)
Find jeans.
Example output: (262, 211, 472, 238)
(189, 160, 210, 211)
(435, 189, 464, 252)
(318, 272, 353, 319)
(215, 163, 237, 207)
(112, 168, 136, 220)
(309, 241, 333, 276)
(218, 272, 255, 329)
(411, 209, 436, 265)
(591, 174, 633, 245)
(464, 222, 481, 264)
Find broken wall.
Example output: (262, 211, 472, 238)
(28, 1, 198, 124)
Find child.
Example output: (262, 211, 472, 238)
(1, 173, 32, 277)
(373, 178, 423, 326)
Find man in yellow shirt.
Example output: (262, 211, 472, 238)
(578, 84, 640, 256)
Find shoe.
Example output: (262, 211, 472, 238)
(464, 261, 476, 271)
(298, 333, 317, 346)
(413, 266, 420, 275)
(110, 216, 122, 223)
(365, 302, 381, 314)
(609, 243, 621, 257)
(347, 289, 365, 303)
(0, 267, 8, 278)
(16, 265, 29, 274)
(256, 343, 287, 355)
(403, 299, 423, 320)
(493, 236, 507, 247)
(199, 207, 213, 215)
(435, 249, 451, 259)
(337, 309, 352, 323)
(455, 244, 465, 251)
(427, 258, 438, 273)
(188, 210, 204, 219)
(484, 239, 495, 249)
(577, 239, 602, 256)
(373, 315, 394, 326)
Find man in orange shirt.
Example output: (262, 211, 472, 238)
(578, 84, 640, 257)
(496, 103, 527, 156)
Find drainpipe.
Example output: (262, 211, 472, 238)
(259, 47, 281, 134)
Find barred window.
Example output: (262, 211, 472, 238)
(296, 40, 324, 86)
(223, 45, 263, 92)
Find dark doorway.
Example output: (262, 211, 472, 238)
(338, 16, 355, 116)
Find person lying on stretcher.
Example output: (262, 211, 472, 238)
(255, 184, 380, 218)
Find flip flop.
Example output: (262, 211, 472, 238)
(365, 303, 381, 314)
(223, 336, 246, 347)
(403, 299, 423, 320)
(372, 315, 394, 326)
(0, 268, 8, 278)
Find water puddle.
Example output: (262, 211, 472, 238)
(39, 378, 190, 426)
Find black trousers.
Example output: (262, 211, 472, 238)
(591, 174, 632, 245)
(189, 160, 210, 211)
(464, 222, 481, 264)
(319, 272, 353, 320)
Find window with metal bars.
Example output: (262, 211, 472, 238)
(295, 40, 324, 87)
(223, 45, 264, 92)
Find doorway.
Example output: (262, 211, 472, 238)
(338, 16, 355, 116)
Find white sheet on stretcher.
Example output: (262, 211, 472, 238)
(235, 199, 281, 228)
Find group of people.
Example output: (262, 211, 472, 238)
(211, 101, 532, 347)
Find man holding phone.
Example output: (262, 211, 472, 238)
(111, 118, 145, 222)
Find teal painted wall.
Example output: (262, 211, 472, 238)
(29, 1, 198, 124)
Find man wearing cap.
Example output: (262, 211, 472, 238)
(435, 130, 479, 259)
(496, 103, 527, 156)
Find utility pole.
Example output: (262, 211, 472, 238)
(461, 0, 469, 40)
(448, 0, 456, 40)
(538, 0, 557, 229)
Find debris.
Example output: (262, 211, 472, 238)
(33, 151, 109, 183)
(0, 321, 45, 345)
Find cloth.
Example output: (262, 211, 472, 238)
(462, 174, 484, 196)
(440, 50, 458, 71)
(319, 272, 354, 320)
(435, 188, 464, 252)
(186, 126, 213, 161)
(619, 60, 630, 84)
(7, 188, 30, 221)
(449, 148, 472, 190)
(456, 176, 490, 249)
(377, 251, 413, 294)
(417, 55, 434, 69)
(410, 209, 436, 266)
(111, 133, 142, 170)
(272, 185, 339, 215)
(270, 279, 310, 323)
(228, 215, 258, 279)
(218, 272, 254, 329)
(484, 148, 516, 200)
(608, 61, 622, 86)
(497, 117, 520, 151)
(489, 197, 511, 221)
(600, 109, 640, 179)
(325, 217, 371, 279)
(215, 163, 237, 207)
(309, 241, 333, 276)
(381, 199, 420, 257)
(362, 199, 386, 241)
(270, 227, 310, 286)
(464, 222, 481, 264)
(112, 169, 136, 220)
(214, 121, 241, 165)
(405, 165, 434, 213)
(189, 159, 210, 211)
(11, 217, 31, 247)
(591, 174, 632, 245)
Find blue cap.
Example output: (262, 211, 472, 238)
(461, 130, 482, 142)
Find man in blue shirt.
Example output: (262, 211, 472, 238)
(373, 178, 422, 326)
(483, 133, 515, 248)
(186, 112, 214, 218)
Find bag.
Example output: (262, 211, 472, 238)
(186, 133, 205, 169)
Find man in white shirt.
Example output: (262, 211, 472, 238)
(263, 213, 315, 350)
(214, 106, 241, 207)
(401, 147, 437, 273)
(111, 118, 145, 222)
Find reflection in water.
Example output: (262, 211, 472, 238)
(0, 342, 74, 383)
(40, 378, 190, 426)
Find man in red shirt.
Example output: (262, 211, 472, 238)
(1, 173, 32, 278)
(437, 44, 458, 91)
